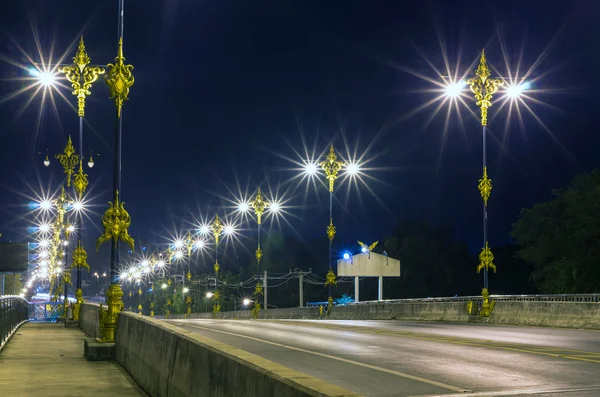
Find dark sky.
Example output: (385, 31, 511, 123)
(1, 0, 599, 264)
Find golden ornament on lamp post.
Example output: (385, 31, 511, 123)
(320, 144, 344, 314)
(465, 50, 503, 316)
(96, 30, 135, 341)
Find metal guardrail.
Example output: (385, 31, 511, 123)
(0, 296, 29, 349)
(353, 294, 600, 304)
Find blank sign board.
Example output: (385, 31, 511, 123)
(337, 252, 400, 277)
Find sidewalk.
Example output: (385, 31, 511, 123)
(0, 322, 146, 396)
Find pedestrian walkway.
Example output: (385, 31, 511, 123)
(0, 322, 146, 396)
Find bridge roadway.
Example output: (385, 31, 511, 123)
(167, 319, 600, 397)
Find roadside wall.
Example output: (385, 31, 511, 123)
(115, 312, 357, 397)
(487, 301, 600, 329)
(169, 302, 469, 322)
(169, 301, 600, 329)
(79, 303, 101, 338)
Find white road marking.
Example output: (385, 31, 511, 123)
(411, 385, 600, 397)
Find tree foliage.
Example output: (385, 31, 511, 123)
(511, 169, 600, 293)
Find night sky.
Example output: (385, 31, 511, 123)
(1, 0, 599, 271)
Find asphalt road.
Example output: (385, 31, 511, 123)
(167, 319, 600, 397)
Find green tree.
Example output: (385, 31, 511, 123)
(511, 169, 600, 293)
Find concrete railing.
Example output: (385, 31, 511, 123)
(115, 312, 357, 397)
(486, 301, 600, 329)
(170, 301, 470, 322)
(80, 303, 101, 338)
(168, 300, 600, 329)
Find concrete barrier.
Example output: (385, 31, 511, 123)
(115, 312, 357, 397)
(79, 303, 101, 338)
(487, 301, 600, 329)
(169, 301, 600, 329)
(170, 302, 468, 322)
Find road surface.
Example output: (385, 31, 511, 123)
(167, 319, 600, 397)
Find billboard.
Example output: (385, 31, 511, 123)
(337, 252, 400, 277)
(0, 242, 29, 272)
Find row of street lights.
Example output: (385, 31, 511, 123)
(21, 2, 536, 332)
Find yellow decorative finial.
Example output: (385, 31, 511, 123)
(320, 144, 344, 193)
(465, 49, 504, 126)
(71, 241, 87, 270)
(255, 244, 263, 263)
(105, 38, 134, 118)
(71, 240, 90, 271)
(326, 218, 336, 242)
(325, 269, 337, 287)
(478, 166, 492, 206)
(477, 242, 496, 274)
(476, 49, 491, 82)
(55, 136, 79, 186)
(251, 187, 267, 225)
(73, 161, 89, 199)
(96, 190, 134, 251)
(210, 214, 224, 245)
(59, 36, 105, 117)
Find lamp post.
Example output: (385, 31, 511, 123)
(465, 50, 501, 316)
(320, 145, 344, 314)
(249, 188, 266, 318)
(209, 215, 224, 315)
(184, 231, 195, 318)
(58, 36, 104, 320)
(53, 138, 83, 316)
(96, 0, 135, 342)
(237, 188, 281, 318)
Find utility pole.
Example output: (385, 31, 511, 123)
(294, 269, 311, 307)
(299, 273, 303, 307)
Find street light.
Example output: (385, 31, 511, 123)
(318, 144, 345, 314)
(96, 17, 136, 341)
(39, 200, 53, 211)
(505, 82, 530, 99)
(30, 68, 57, 87)
(209, 215, 224, 315)
(464, 50, 502, 316)
(237, 187, 270, 318)
(444, 81, 466, 98)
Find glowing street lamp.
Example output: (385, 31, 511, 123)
(39, 200, 53, 211)
(444, 81, 466, 98)
(505, 82, 530, 99)
(303, 161, 319, 176)
(464, 50, 502, 316)
(30, 68, 58, 87)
